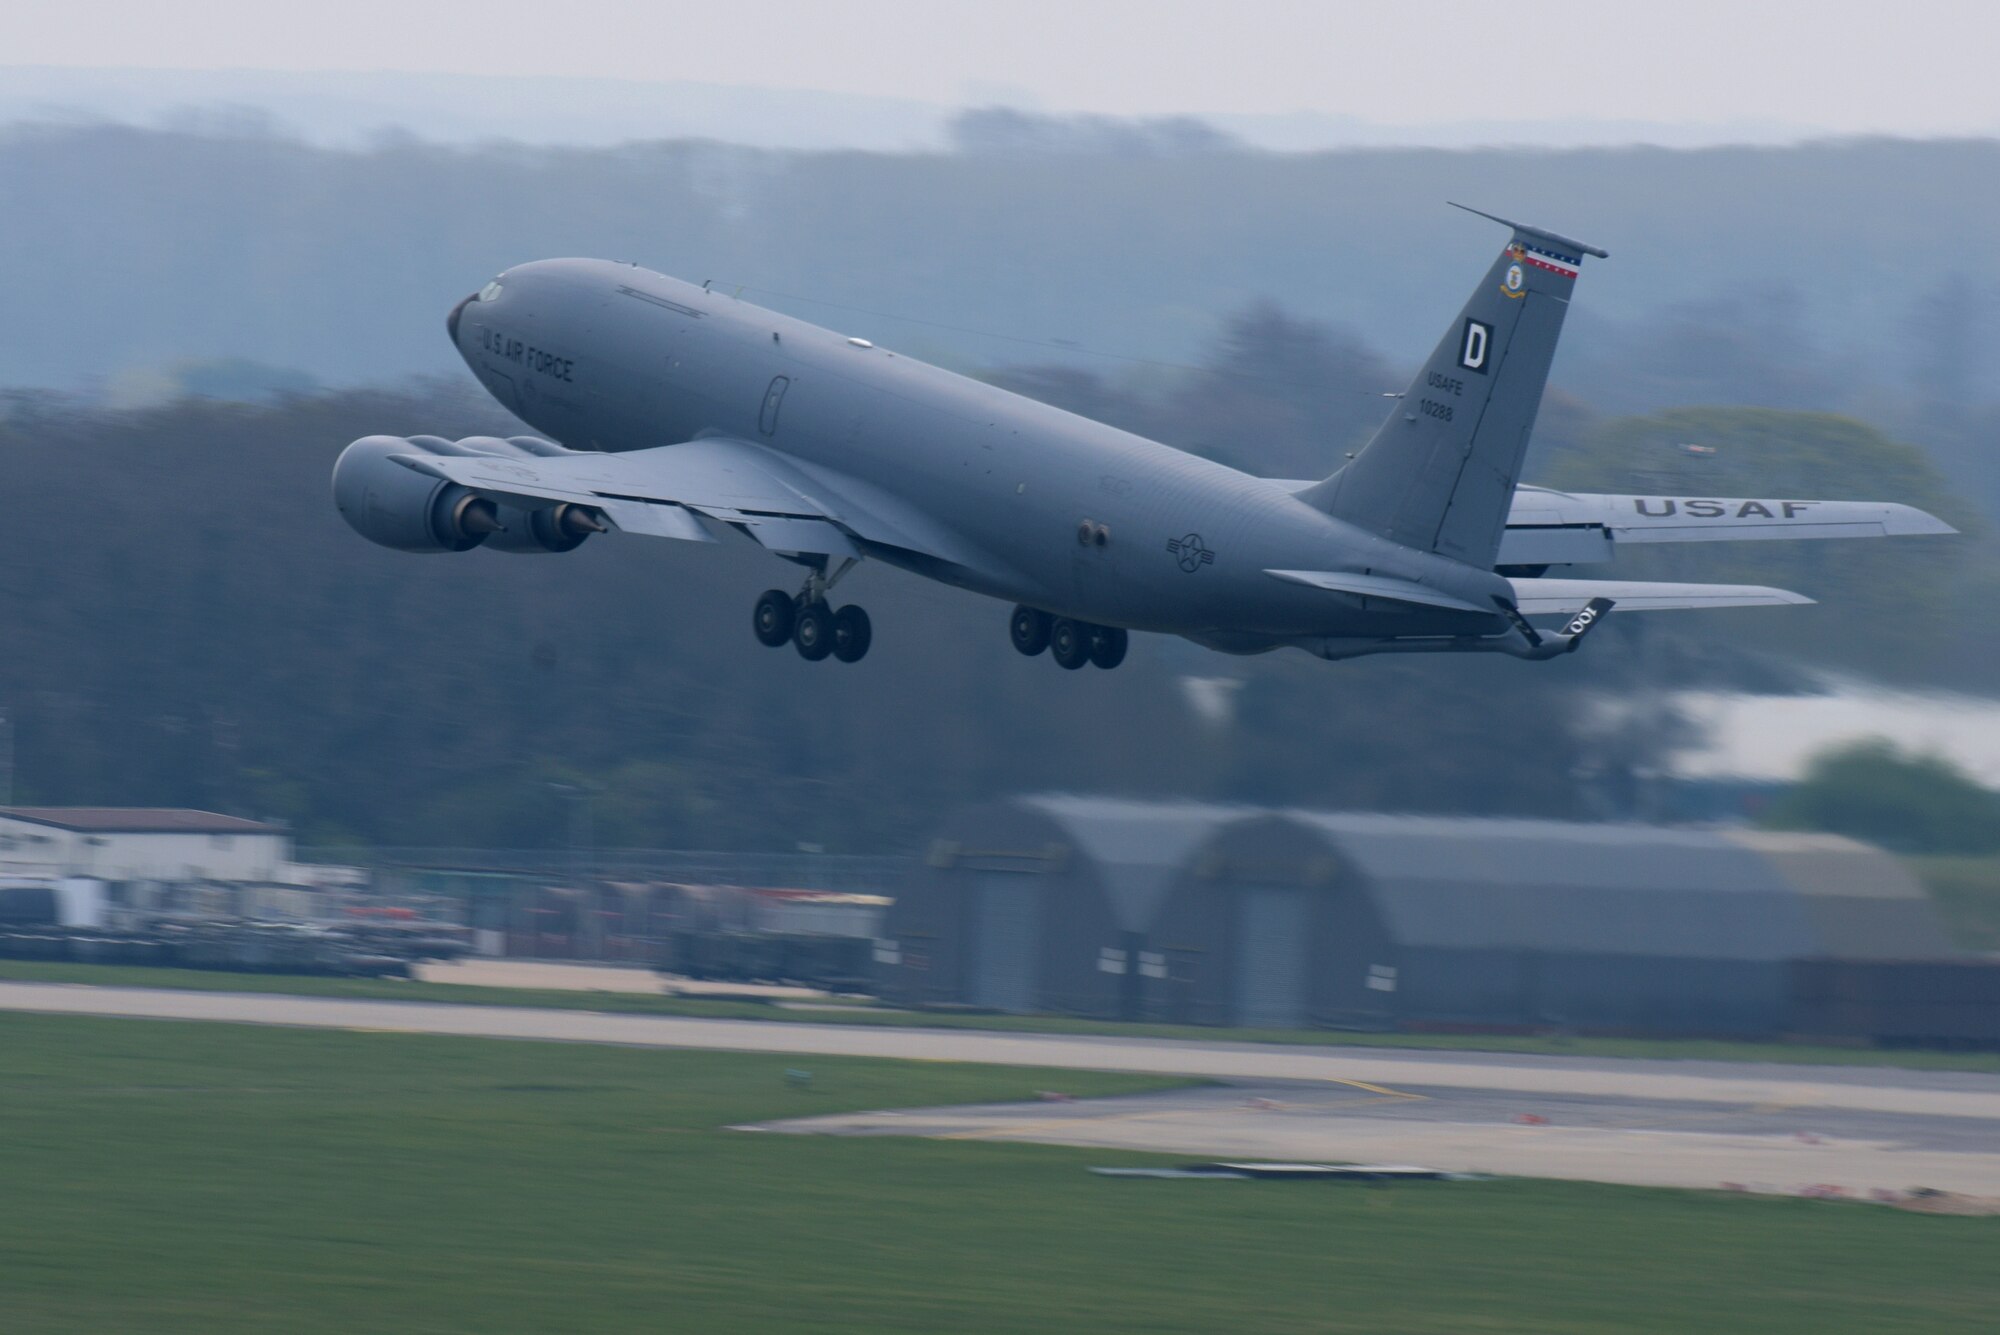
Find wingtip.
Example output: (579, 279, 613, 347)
(1889, 505, 1959, 536)
(1742, 583, 1815, 606)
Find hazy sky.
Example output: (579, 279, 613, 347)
(14, 0, 2000, 134)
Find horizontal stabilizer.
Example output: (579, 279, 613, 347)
(1265, 569, 1489, 613)
(1264, 482, 1954, 569)
(1508, 577, 1813, 614)
(1497, 487, 1956, 566)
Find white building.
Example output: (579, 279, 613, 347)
(0, 808, 290, 883)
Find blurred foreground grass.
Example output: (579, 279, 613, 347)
(4, 957, 2000, 1074)
(2, 1012, 1997, 1334)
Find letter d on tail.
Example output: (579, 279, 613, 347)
(1459, 319, 1492, 373)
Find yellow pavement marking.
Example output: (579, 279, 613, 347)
(1323, 1076, 1427, 1101)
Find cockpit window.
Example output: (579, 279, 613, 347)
(478, 280, 504, 302)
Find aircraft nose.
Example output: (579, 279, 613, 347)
(446, 292, 474, 344)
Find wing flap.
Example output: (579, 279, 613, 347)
(593, 498, 716, 542)
(726, 516, 862, 559)
(1508, 577, 1813, 614)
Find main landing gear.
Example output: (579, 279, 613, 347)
(753, 562, 871, 663)
(1009, 605, 1127, 670)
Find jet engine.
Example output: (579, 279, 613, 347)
(481, 501, 607, 554)
(332, 434, 602, 554)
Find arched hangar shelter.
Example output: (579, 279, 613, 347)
(1151, 815, 1953, 1035)
(875, 796, 1239, 1018)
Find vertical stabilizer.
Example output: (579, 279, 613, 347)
(1299, 206, 1605, 566)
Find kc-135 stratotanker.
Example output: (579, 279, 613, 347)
(334, 207, 1952, 668)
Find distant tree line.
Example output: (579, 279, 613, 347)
(8, 123, 2000, 533)
(1763, 739, 2000, 856)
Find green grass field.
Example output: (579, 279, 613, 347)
(6, 956, 2000, 1075)
(1, 1013, 1996, 1333)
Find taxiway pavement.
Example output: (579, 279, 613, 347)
(752, 1077, 2000, 1196)
(6, 980, 1999, 1195)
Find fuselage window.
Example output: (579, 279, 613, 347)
(478, 280, 504, 302)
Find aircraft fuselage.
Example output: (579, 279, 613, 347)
(450, 258, 1511, 651)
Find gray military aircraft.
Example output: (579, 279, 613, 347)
(333, 207, 1952, 668)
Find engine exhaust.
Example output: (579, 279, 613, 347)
(556, 504, 608, 536)
(449, 493, 505, 538)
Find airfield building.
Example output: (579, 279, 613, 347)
(1151, 815, 1952, 1034)
(877, 801, 1956, 1037)
(0, 807, 289, 883)
(876, 796, 1241, 1018)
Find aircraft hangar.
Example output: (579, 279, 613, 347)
(877, 796, 1239, 1018)
(875, 800, 1957, 1037)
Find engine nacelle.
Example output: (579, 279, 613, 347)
(332, 434, 601, 554)
(332, 435, 504, 553)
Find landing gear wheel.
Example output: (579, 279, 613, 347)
(1049, 618, 1091, 670)
(753, 589, 796, 647)
(793, 602, 834, 661)
(832, 605, 873, 663)
(1087, 625, 1128, 670)
(1009, 605, 1052, 657)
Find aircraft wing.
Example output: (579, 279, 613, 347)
(1508, 577, 1813, 614)
(1495, 486, 1955, 567)
(394, 436, 977, 566)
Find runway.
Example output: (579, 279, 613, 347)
(6, 980, 2000, 1195)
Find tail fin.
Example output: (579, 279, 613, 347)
(1299, 205, 1605, 567)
